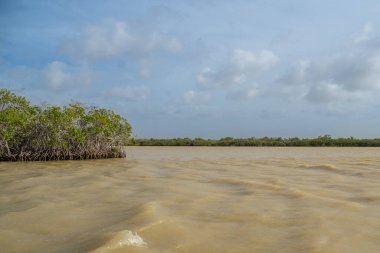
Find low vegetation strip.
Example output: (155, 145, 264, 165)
(0, 89, 132, 161)
(136, 136, 380, 147)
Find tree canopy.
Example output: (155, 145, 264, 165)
(135, 136, 380, 147)
(0, 88, 132, 161)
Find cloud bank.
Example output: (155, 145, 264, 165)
(63, 19, 182, 62)
(278, 24, 380, 104)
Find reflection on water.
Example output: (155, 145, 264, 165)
(0, 147, 379, 253)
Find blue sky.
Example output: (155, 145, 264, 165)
(1, 0, 380, 138)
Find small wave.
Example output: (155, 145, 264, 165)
(313, 164, 337, 170)
(349, 195, 380, 203)
(127, 201, 163, 227)
(287, 187, 310, 198)
(216, 178, 281, 191)
(90, 230, 147, 253)
(298, 164, 340, 173)
(300, 164, 337, 170)
(286, 188, 364, 208)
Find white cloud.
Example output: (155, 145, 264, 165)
(197, 49, 278, 90)
(195, 49, 277, 101)
(353, 23, 374, 45)
(43, 61, 70, 90)
(305, 81, 346, 103)
(108, 86, 150, 100)
(226, 84, 259, 100)
(278, 25, 380, 104)
(183, 90, 210, 105)
(63, 19, 181, 62)
(278, 60, 311, 86)
(43, 61, 92, 91)
(232, 49, 278, 71)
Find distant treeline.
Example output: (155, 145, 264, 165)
(0, 89, 132, 161)
(135, 136, 380, 147)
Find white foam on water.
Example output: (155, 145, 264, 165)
(91, 230, 147, 253)
(109, 230, 147, 248)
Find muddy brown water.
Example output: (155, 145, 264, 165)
(0, 147, 379, 253)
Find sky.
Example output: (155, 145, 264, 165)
(1, 0, 380, 138)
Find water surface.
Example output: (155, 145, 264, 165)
(1, 147, 379, 252)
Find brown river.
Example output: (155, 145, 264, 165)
(1, 147, 380, 253)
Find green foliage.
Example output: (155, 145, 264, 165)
(135, 136, 380, 147)
(0, 89, 132, 161)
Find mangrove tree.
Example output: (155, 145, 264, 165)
(0, 88, 132, 161)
